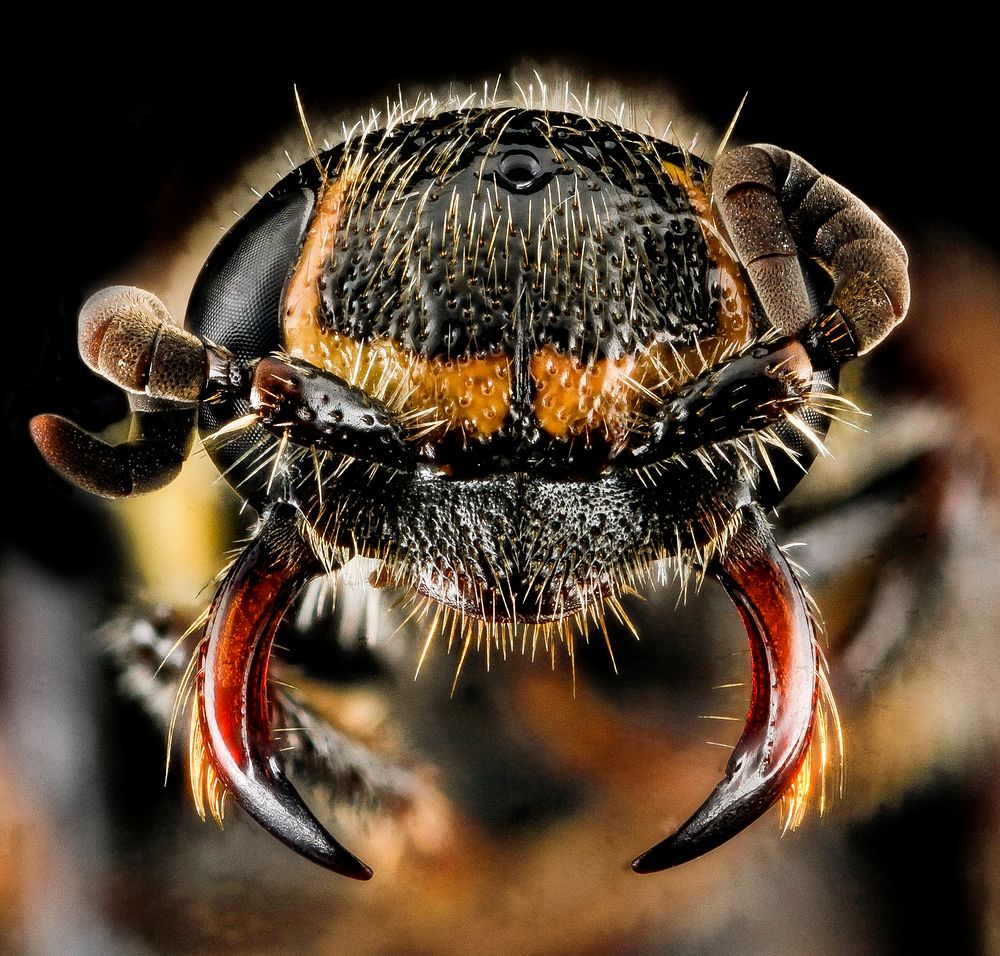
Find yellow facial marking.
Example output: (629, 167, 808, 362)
(530, 346, 636, 441)
(283, 178, 348, 347)
(414, 352, 511, 438)
(523, 163, 756, 444)
(282, 180, 511, 439)
(663, 161, 754, 361)
(282, 169, 755, 448)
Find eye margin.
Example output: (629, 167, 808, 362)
(185, 180, 317, 501)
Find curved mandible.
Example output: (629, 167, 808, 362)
(712, 144, 909, 356)
(194, 502, 373, 879)
(632, 507, 820, 871)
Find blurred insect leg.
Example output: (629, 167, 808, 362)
(632, 508, 817, 871)
(30, 397, 196, 498)
(251, 355, 415, 470)
(713, 145, 909, 356)
(195, 502, 373, 879)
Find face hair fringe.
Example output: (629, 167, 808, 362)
(326, 74, 697, 178)
(779, 634, 845, 830)
(162, 605, 210, 784)
(188, 692, 228, 827)
(290, 485, 747, 700)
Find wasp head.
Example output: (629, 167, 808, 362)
(31, 94, 909, 877)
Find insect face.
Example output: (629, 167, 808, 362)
(194, 110, 762, 630)
(31, 97, 909, 878)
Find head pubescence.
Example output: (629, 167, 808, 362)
(192, 106, 813, 644)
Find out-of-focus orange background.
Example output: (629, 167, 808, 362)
(5, 32, 999, 956)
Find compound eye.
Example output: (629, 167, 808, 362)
(186, 188, 315, 361)
(496, 149, 546, 192)
(186, 186, 316, 500)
